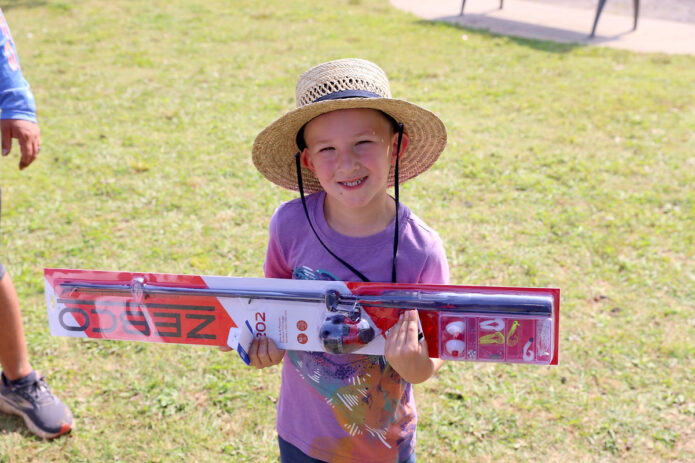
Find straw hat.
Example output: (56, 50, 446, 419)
(252, 58, 447, 193)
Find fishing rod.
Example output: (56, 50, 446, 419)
(59, 277, 554, 320)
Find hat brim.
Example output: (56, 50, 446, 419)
(252, 98, 447, 193)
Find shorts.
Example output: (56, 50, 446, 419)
(278, 436, 416, 463)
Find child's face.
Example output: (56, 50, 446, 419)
(300, 108, 408, 215)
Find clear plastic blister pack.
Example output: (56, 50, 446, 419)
(439, 313, 555, 364)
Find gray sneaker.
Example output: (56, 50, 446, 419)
(0, 371, 73, 439)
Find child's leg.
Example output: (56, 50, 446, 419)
(0, 266, 73, 439)
(0, 269, 32, 380)
(278, 436, 326, 463)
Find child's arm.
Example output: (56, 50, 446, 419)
(384, 310, 444, 384)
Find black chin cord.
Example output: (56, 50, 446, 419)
(295, 124, 405, 283)
(392, 123, 404, 283)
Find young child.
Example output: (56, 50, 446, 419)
(249, 58, 449, 462)
(0, 8, 73, 439)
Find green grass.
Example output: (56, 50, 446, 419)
(1, 0, 693, 461)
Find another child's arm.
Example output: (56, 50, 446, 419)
(384, 309, 444, 384)
(0, 9, 41, 169)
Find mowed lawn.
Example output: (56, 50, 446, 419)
(0, 0, 693, 461)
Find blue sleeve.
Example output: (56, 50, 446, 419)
(0, 8, 37, 122)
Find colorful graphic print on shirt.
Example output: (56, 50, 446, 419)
(289, 266, 416, 455)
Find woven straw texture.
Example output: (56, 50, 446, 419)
(252, 58, 447, 193)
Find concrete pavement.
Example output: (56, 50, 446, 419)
(390, 0, 695, 55)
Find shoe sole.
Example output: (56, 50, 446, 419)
(0, 396, 72, 439)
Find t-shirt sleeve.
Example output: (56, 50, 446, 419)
(420, 232, 450, 285)
(263, 207, 293, 279)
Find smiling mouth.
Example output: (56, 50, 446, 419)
(340, 177, 367, 188)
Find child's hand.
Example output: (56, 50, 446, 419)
(218, 337, 285, 368)
(384, 310, 443, 384)
(248, 336, 285, 369)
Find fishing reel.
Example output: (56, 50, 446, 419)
(319, 290, 375, 354)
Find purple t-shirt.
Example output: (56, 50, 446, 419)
(264, 191, 449, 463)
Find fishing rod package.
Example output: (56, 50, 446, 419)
(44, 268, 560, 365)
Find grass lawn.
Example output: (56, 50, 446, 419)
(0, 0, 693, 461)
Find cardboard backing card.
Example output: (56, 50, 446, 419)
(44, 268, 560, 365)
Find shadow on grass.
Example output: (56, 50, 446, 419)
(1, 1, 48, 11)
(0, 0, 50, 11)
(414, 14, 637, 53)
(0, 0, 46, 11)
(0, 413, 32, 439)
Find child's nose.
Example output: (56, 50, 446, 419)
(336, 147, 358, 170)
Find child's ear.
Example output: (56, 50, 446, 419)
(390, 132, 410, 166)
(300, 149, 316, 172)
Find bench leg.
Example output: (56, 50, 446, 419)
(590, 0, 608, 37)
(461, 0, 504, 16)
(633, 0, 640, 30)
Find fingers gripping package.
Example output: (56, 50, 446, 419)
(44, 269, 560, 365)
